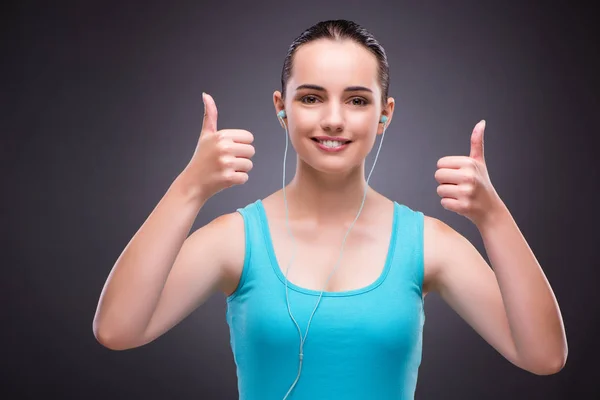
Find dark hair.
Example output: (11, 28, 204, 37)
(281, 19, 390, 106)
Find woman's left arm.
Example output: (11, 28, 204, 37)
(431, 120, 568, 375)
(478, 198, 568, 372)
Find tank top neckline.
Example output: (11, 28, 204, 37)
(255, 199, 399, 297)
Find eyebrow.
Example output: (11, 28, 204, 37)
(295, 84, 373, 93)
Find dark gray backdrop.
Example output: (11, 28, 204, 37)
(3, 0, 598, 399)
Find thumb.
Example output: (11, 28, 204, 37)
(201, 92, 218, 134)
(469, 119, 485, 162)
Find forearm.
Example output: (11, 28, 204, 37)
(93, 173, 208, 348)
(476, 201, 568, 373)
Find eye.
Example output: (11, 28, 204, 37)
(300, 95, 319, 104)
(350, 97, 369, 106)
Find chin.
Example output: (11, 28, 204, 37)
(293, 137, 366, 175)
(303, 154, 363, 177)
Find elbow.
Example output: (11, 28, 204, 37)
(531, 358, 566, 376)
(93, 319, 140, 351)
(94, 331, 129, 351)
(527, 352, 568, 376)
(93, 327, 126, 351)
(517, 335, 568, 376)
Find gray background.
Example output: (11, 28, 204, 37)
(3, 0, 598, 399)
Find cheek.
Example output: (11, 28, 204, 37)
(285, 121, 312, 150)
(359, 120, 375, 135)
(291, 107, 319, 127)
(287, 110, 318, 138)
(348, 115, 378, 142)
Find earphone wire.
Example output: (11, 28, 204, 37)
(279, 114, 388, 400)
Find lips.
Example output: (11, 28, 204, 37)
(312, 138, 351, 152)
(311, 137, 352, 143)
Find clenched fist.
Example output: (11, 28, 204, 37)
(182, 92, 255, 200)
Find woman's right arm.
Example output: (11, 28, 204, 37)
(93, 92, 254, 350)
(92, 174, 243, 351)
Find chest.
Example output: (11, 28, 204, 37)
(266, 217, 394, 293)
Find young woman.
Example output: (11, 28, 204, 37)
(93, 20, 568, 399)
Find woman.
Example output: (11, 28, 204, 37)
(93, 20, 568, 399)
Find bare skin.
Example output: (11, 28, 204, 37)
(233, 187, 406, 296)
(221, 37, 566, 375)
(95, 37, 566, 376)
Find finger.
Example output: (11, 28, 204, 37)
(223, 129, 254, 145)
(469, 120, 485, 162)
(201, 92, 218, 134)
(440, 197, 461, 211)
(224, 171, 249, 186)
(230, 142, 255, 159)
(231, 157, 254, 173)
(434, 168, 463, 185)
(436, 184, 459, 199)
(437, 156, 472, 170)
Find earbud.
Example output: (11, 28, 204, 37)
(278, 110, 386, 128)
(279, 102, 390, 400)
(279, 110, 385, 123)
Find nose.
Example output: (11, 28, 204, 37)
(320, 104, 344, 132)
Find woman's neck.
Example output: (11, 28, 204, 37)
(283, 161, 378, 226)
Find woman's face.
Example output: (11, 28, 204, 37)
(274, 39, 394, 176)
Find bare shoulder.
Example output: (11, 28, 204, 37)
(422, 215, 457, 296)
(187, 210, 246, 296)
(423, 214, 482, 295)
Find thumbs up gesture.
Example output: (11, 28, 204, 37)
(181, 93, 255, 201)
(434, 120, 503, 226)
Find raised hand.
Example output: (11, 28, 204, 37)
(434, 120, 502, 226)
(182, 92, 255, 200)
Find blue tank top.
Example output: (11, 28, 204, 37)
(226, 199, 426, 399)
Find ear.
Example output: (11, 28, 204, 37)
(273, 90, 286, 128)
(378, 97, 395, 135)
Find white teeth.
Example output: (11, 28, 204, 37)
(318, 140, 345, 148)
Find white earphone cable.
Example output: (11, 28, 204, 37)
(279, 114, 388, 399)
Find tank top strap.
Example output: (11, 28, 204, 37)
(386, 202, 426, 309)
(226, 199, 277, 302)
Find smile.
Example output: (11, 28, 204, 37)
(311, 138, 351, 152)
